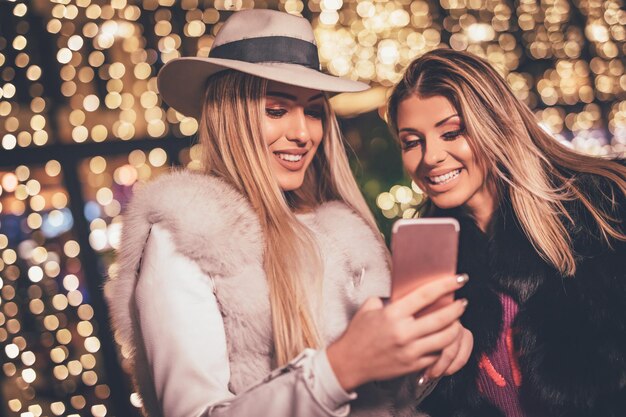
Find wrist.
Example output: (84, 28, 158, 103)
(326, 340, 362, 392)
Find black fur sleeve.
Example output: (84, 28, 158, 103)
(515, 172, 626, 417)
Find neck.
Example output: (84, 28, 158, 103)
(468, 204, 495, 233)
(463, 183, 498, 233)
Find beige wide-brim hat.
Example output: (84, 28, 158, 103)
(157, 9, 369, 119)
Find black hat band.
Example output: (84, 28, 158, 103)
(209, 36, 321, 70)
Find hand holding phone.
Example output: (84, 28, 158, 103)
(390, 218, 460, 313)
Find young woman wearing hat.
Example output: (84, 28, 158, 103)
(106, 10, 473, 417)
(388, 49, 626, 417)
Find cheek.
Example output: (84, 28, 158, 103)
(262, 116, 283, 145)
(311, 119, 324, 140)
(468, 167, 486, 188)
(401, 150, 424, 177)
(456, 141, 483, 182)
(454, 138, 475, 166)
(309, 120, 324, 149)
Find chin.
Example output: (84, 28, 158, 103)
(428, 194, 466, 210)
(277, 176, 305, 192)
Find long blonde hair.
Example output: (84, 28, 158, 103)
(388, 49, 626, 276)
(199, 70, 381, 366)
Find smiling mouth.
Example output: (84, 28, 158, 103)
(427, 169, 461, 185)
(275, 152, 304, 162)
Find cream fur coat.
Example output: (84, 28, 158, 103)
(106, 170, 429, 416)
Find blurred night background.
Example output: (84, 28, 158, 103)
(0, 0, 624, 416)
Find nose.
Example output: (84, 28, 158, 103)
(286, 108, 311, 144)
(421, 137, 447, 166)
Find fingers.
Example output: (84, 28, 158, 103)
(412, 354, 439, 371)
(405, 298, 468, 340)
(402, 321, 463, 373)
(443, 328, 474, 376)
(426, 331, 462, 379)
(388, 274, 469, 318)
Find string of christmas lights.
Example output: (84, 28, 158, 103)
(0, 1, 623, 416)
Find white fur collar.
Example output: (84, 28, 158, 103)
(105, 170, 385, 360)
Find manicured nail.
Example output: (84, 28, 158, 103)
(418, 375, 428, 386)
(456, 273, 469, 285)
(460, 298, 469, 308)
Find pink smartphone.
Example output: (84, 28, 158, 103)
(390, 218, 460, 312)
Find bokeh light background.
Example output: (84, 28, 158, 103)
(0, 0, 624, 416)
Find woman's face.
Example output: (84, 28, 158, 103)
(396, 94, 493, 213)
(263, 81, 325, 192)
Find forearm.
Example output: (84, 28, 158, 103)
(206, 349, 355, 417)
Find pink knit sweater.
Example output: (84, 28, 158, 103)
(476, 293, 528, 417)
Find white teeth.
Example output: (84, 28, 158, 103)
(276, 153, 303, 162)
(429, 169, 461, 185)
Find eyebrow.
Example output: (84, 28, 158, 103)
(398, 114, 460, 134)
(435, 114, 460, 127)
(266, 91, 324, 102)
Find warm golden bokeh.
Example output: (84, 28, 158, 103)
(0, 1, 624, 415)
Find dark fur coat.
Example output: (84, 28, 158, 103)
(419, 172, 626, 417)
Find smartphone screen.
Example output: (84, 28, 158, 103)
(390, 218, 460, 311)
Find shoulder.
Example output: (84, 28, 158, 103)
(121, 170, 264, 276)
(107, 172, 264, 364)
(125, 169, 255, 229)
(572, 161, 625, 208)
(313, 201, 389, 266)
(138, 224, 216, 297)
(561, 165, 626, 286)
(314, 201, 381, 243)
(314, 201, 371, 229)
(567, 163, 626, 246)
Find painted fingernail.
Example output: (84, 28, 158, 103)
(418, 375, 429, 386)
(460, 298, 469, 308)
(456, 273, 469, 285)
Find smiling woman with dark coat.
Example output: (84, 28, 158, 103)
(387, 48, 626, 417)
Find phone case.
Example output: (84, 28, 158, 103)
(390, 218, 460, 309)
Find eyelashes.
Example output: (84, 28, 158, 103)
(265, 108, 287, 118)
(401, 129, 465, 150)
(265, 108, 323, 120)
(442, 129, 464, 140)
(401, 138, 422, 150)
(305, 110, 323, 120)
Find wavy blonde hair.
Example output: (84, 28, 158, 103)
(388, 49, 625, 276)
(199, 70, 382, 366)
